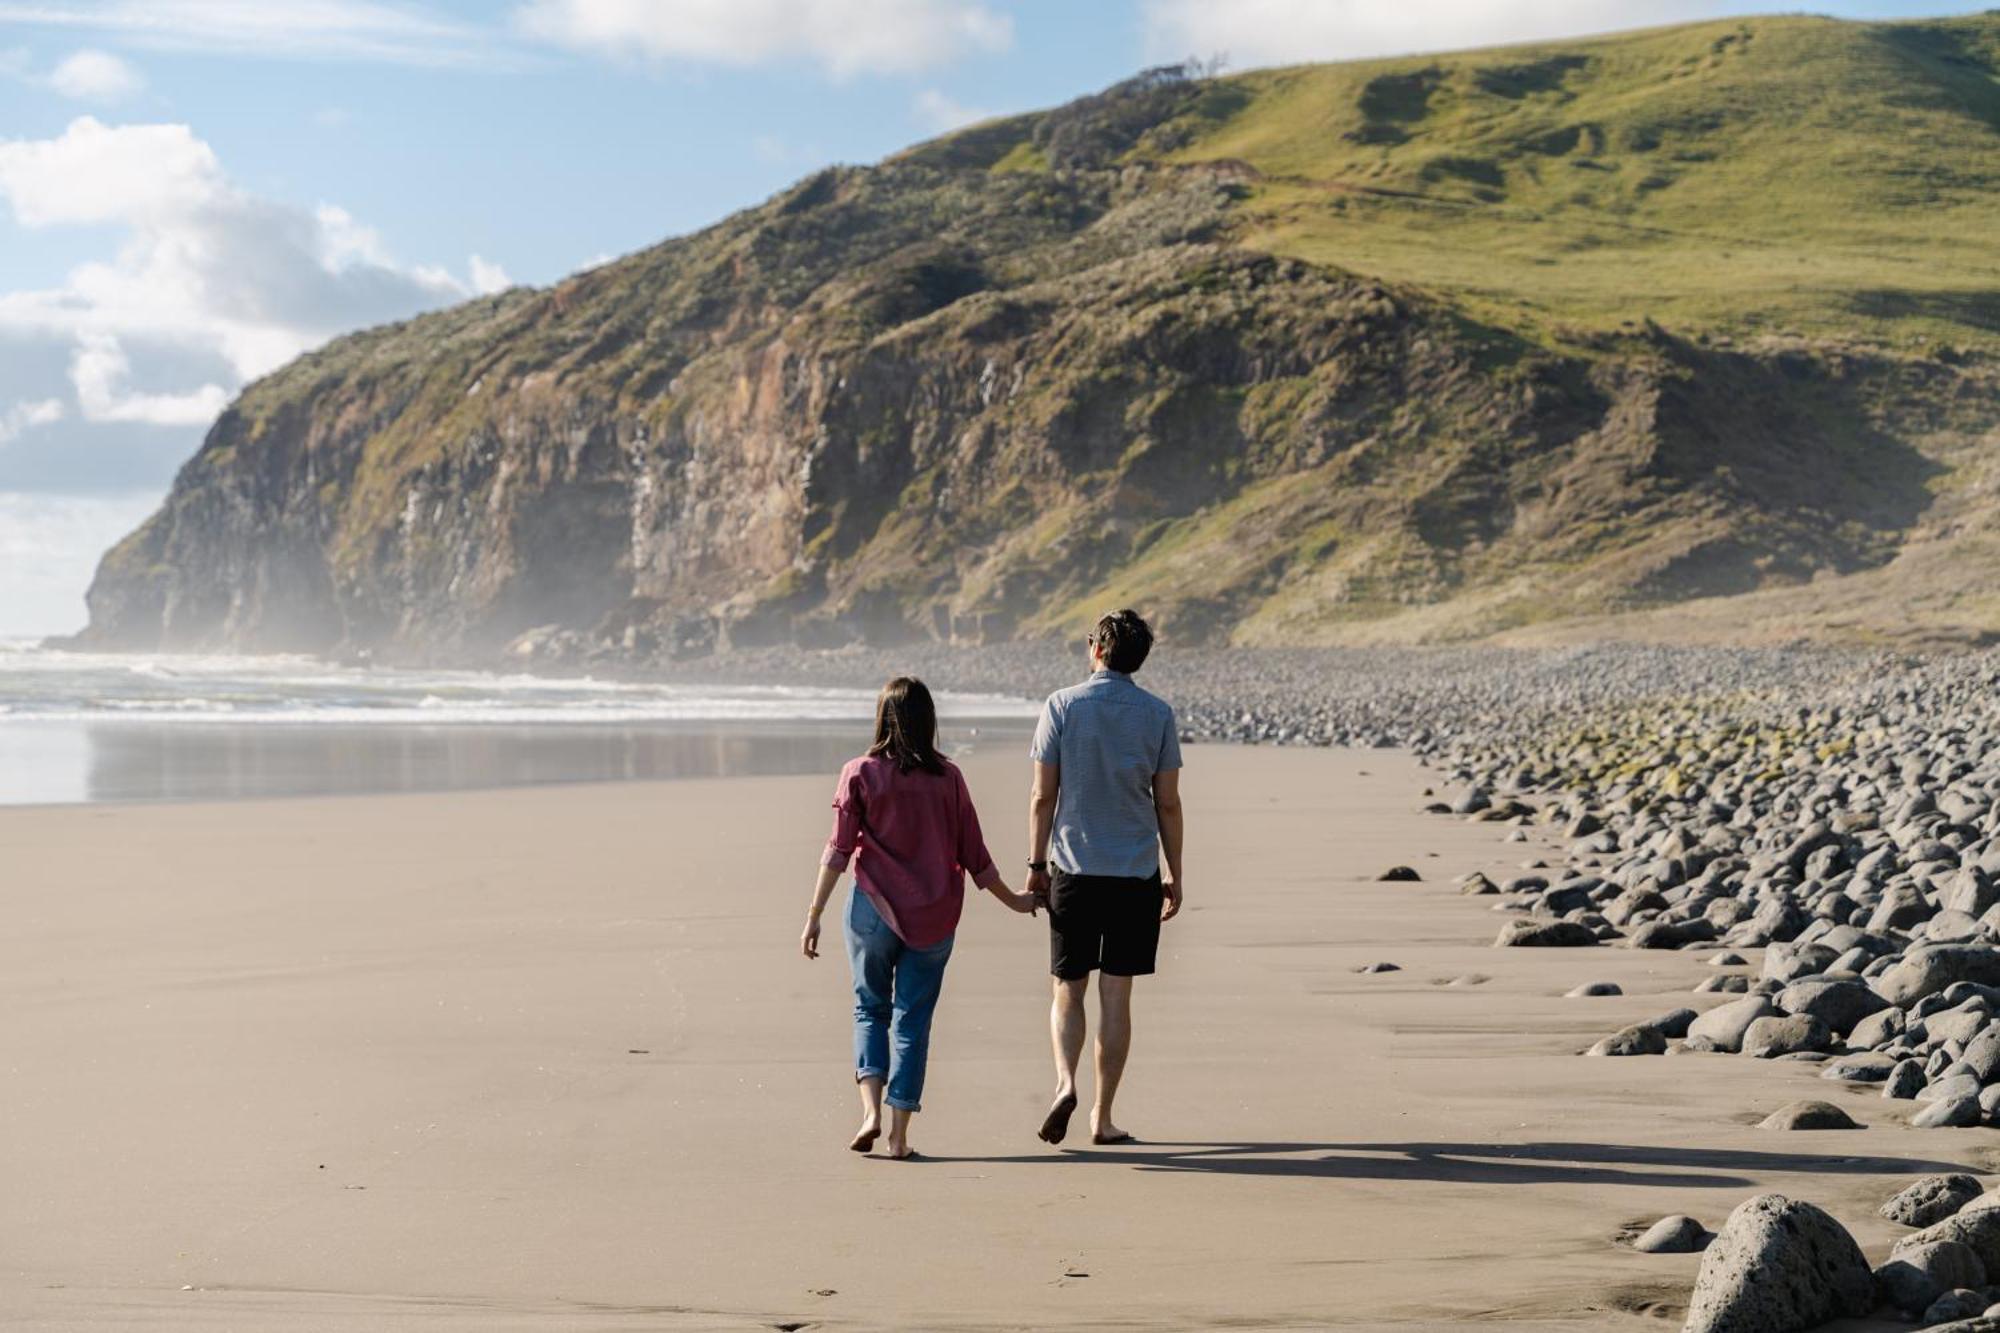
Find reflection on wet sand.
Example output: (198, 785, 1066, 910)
(2, 719, 1033, 806)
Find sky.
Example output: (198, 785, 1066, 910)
(0, 0, 1982, 638)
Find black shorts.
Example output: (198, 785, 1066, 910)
(1048, 868, 1164, 979)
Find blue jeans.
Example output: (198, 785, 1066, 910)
(844, 890, 954, 1112)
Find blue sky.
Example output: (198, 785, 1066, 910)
(0, 0, 1983, 636)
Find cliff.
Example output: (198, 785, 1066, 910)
(75, 14, 2000, 659)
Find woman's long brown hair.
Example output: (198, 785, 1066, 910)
(868, 677, 947, 775)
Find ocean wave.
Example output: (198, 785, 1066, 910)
(0, 644, 1037, 727)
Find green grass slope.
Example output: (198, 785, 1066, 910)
(1128, 14, 2000, 350)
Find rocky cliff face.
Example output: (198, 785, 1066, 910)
(73, 33, 2000, 661)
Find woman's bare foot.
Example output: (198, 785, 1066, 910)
(849, 1115, 881, 1153)
(883, 1136, 916, 1160)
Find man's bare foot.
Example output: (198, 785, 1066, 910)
(1090, 1116, 1133, 1145)
(850, 1117, 881, 1153)
(883, 1138, 917, 1160)
(1038, 1090, 1078, 1144)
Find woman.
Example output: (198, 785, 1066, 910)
(801, 676, 1034, 1159)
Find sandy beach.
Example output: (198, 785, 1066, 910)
(3, 745, 1986, 1331)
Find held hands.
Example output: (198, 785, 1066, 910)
(1004, 886, 1039, 916)
(801, 911, 822, 959)
(1025, 865, 1052, 912)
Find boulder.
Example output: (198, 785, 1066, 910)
(1743, 1014, 1832, 1059)
(1874, 1239, 1986, 1315)
(1881, 1175, 1984, 1228)
(1494, 919, 1597, 948)
(1774, 978, 1890, 1036)
(1650, 1007, 1699, 1039)
(1682, 1194, 1874, 1333)
(1894, 1206, 2000, 1273)
(1876, 945, 2000, 1007)
(1628, 918, 1719, 950)
(1885, 1058, 1927, 1099)
(1588, 1024, 1667, 1057)
(1757, 1099, 1861, 1130)
(1913, 1095, 1984, 1129)
(1687, 996, 1778, 1053)
(1634, 1214, 1707, 1253)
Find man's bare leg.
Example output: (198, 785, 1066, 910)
(1041, 975, 1088, 1143)
(1092, 974, 1133, 1143)
(852, 1075, 884, 1152)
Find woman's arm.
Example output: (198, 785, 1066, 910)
(802, 862, 841, 958)
(955, 768, 1036, 914)
(806, 768, 862, 958)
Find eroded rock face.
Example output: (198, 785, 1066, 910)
(1882, 1175, 1984, 1228)
(1682, 1194, 1874, 1333)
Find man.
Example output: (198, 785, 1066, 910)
(1025, 608, 1184, 1146)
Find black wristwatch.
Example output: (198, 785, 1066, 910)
(1028, 860, 1049, 872)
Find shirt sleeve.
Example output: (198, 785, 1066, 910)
(1157, 706, 1184, 773)
(952, 767, 1002, 889)
(821, 764, 863, 871)
(1029, 694, 1061, 765)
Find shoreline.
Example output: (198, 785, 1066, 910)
(4, 744, 1982, 1329)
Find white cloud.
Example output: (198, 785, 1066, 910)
(0, 397, 64, 444)
(0, 116, 497, 430)
(515, 0, 1011, 77)
(468, 254, 511, 294)
(0, 0, 506, 67)
(1141, 0, 1728, 67)
(0, 489, 162, 635)
(912, 87, 989, 132)
(48, 47, 144, 100)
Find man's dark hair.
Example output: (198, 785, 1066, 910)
(1092, 609, 1154, 673)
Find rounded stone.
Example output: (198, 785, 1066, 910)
(1682, 1193, 1874, 1333)
(1757, 1099, 1862, 1131)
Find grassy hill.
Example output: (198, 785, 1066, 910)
(926, 13, 2000, 352)
(75, 14, 2000, 659)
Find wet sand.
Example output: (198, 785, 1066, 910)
(2, 746, 1987, 1330)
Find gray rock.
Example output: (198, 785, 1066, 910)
(1587, 1024, 1667, 1057)
(1886, 1058, 1928, 1099)
(1758, 1099, 1862, 1130)
(1494, 919, 1597, 947)
(1878, 945, 2000, 1007)
(1355, 961, 1402, 973)
(1566, 981, 1622, 997)
(1882, 1175, 1984, 1228)
(1775, 978, 1890, 1035)
(1377, 865, 1422, 882)
(1914, 1094, 1985, 1129)
(1850, 1005, 1909, 1050)
(1688, 996, 1778, 1053)
(1963, 1026, 2000, 1083)
(1682, 1193, 1874, 1333)
(1923, 1289, 1988, 1325)
(1628, 917, 1719, 950)
(1650, 1007, 1699, 1039)
(1633, 1214, 1707, 1253)
(1696, 974, 1752, 994)
(1897, 1208, 2000, 1273)
(1876, 1239, 1986, 1315)
(1821, 1052, 1896, 1082)
(1743, 1014, 1832, 1058)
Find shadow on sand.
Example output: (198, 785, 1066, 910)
(934, 1140, 1987, 1189)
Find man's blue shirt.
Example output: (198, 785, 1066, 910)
(1030, 670, 1182, 878)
